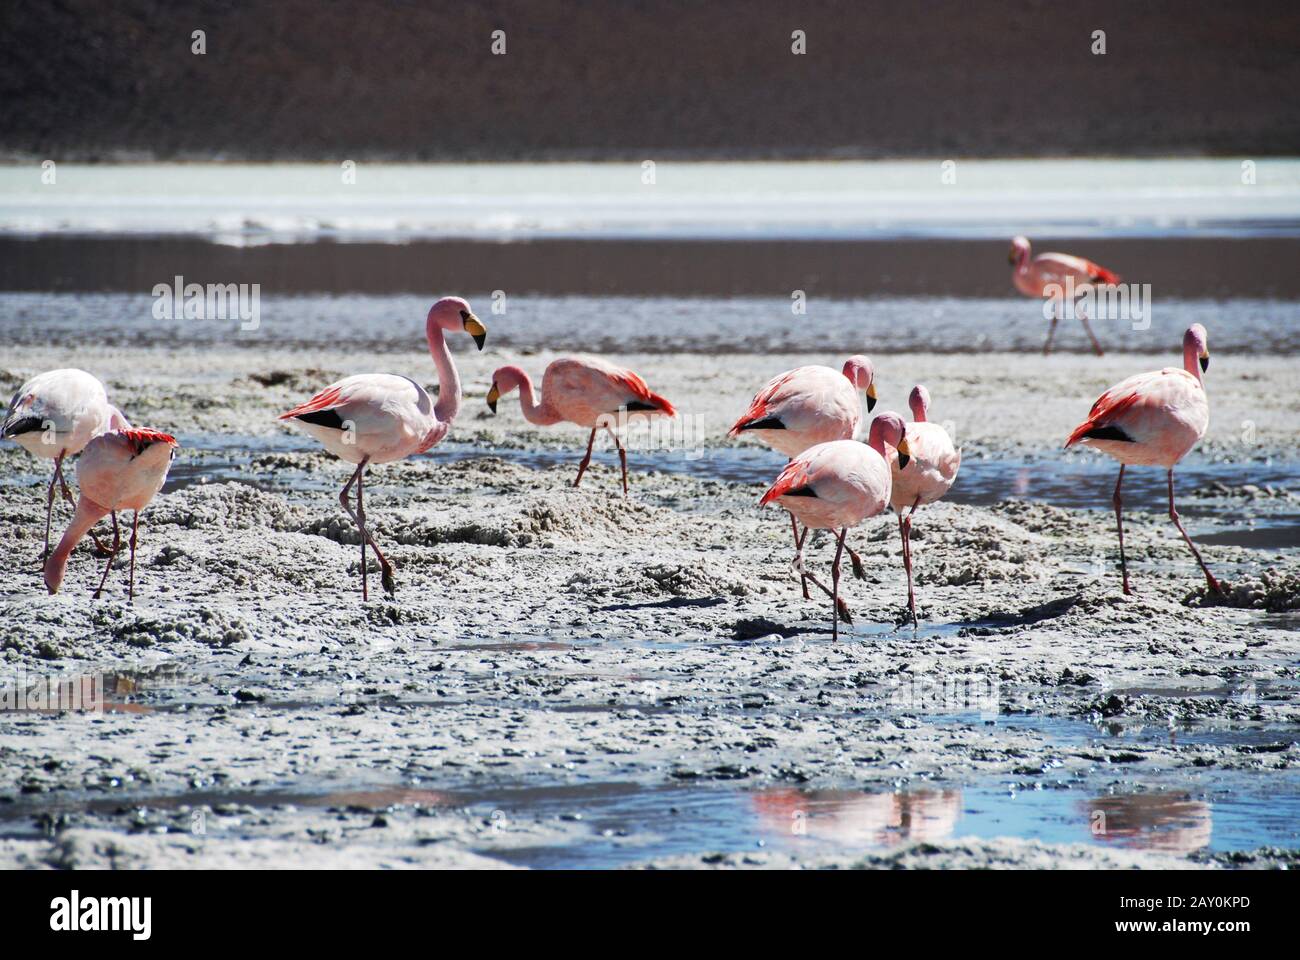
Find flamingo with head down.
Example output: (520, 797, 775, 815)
(889, 385, 961, 626)
(44, 428, 178, 602)
(279, 296, 487, 599)
(1009, 236, 1121, 355)
(760, 412, 911, 640)
(1065, 323, 1221, 597)
(3, 368, 130, 562)
(730, 357, 877, 604)
(486, 356, 676, 495)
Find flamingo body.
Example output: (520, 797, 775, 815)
(761, 439, 892, 531)
(2, 368, 128, 460)
(730, 359, 874, 458)
(889, 387, 961, 512)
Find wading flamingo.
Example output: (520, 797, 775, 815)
(759, 413, 911, 640)
(279, 297, 487, 600)
(1065, 323, 1221, 596)
(730, 357, 877, 601)
(889, 385, 961, 626)
(44, 429, 178, 602)
(3, 368, 130, 562)
(1009, 236, 1120, 356)
(486, 357, 676, 495)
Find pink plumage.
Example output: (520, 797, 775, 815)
(1010, 235, 1120, 355)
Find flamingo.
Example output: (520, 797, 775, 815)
(888, 385, 962, 626)
(1065, 323, 1221, 596)
(1009, 236, 1120, 355)
(730, 357, 877, 600)
(3, 368, 130, 562)
(279, 296, 487, 600)
(44, 429, 178, 602)
(486, 356, 676, 495)
(759, 413, 911, 640)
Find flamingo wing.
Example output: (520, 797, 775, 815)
(759, 455, 814, 505)
(1066, 372, 1153, 447)
(279, 385, 347, 422)
(729, 369, 801, 435)
(1038, 252, 1121, 285)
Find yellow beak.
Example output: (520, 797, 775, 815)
(896, 437, 912, 470)
(463, 314, 488, 350)
(865, 382, 878, 413)
(486, 382, 500, 413)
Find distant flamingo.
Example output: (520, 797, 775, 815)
(1065, 323, 1221, 596)
(1009, 236, 1120, 355)
(3, 368, 130, 562)
(486, 356, 676, 495)
(730, 357, 877, 600)
(889, 386, 961, 625)
(280, 297, 487, 599)
(759, 413, 911, 640)
(44, 429, 178, 602)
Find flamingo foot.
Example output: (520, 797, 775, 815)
(847, 545, 866, 581)
(380, 565, 396, 597)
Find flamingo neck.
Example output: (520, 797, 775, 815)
(510, 370, 563, 426)
(428, 325, 462, 425)
(866, 422, 888, 458)
(45, 497, 110, 593)
(1183, 339, 1203, 383)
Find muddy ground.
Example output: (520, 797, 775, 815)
(1, 346, 1297, 869)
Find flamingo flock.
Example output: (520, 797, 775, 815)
(3, 240, 1227, 632)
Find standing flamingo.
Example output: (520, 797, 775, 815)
(486, 356, 676, 495)
(759, 413, 911, 640)
(3, 368, 130, 562)
(1065, 323, 1221, 596)
(1009, 236, 1120, 355)
(730, 357, 877, 601)
(889, 385, 961, 626)
(44, 429, 178, 602)
(279, 297, 487, 599)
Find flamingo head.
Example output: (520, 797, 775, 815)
(486, 365, 527, 414)
(868, 411, 911, 469)
(908, 384, 931, 422)
(841, 355, 877, 412)
(1009, 235, 1030, 265)
(1185, 323, 1210, 373)
(428, 296, 487, 350)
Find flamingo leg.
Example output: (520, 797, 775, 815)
(830, 528, 847, 641)
(900, 502, 920, 627)
(93, 511, 120, 599)
(1076, 300, 1105, 356)
(341, 458, 395, 600)
(40, 453, 64, 563)
(1044, 300, 1060, 355)
(1113, 465, 1131, 595)
(604, 425, 628, 496)
(127, 511, 139, 603)
(1167, 469, 1222, 595)
(791, 524, 852, 623)
(573, 427, 597, 488)
(791, 514, 810, 600)
(846, 541, 866, 580)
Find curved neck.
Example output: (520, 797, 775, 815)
(866, 422, 887, 457)
(512, 370, 563, 426)
(428, 325, 461, 424)
(45, 497, 110, 592)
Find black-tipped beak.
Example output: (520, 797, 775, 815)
(865, 384, 878, 412)
(486, 382, 499, 414)
(463, 314, 487, 350)
(896, 438, 912, 471)
(1200, 355, 1209, 372)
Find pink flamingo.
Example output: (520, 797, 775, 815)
(44, 429, 178, 602)
(1009, 236, 1120, 355)
(888, 386, 961, 626)
(1065, 323, 1221, 596)
(280, 297, 487, 599)
(3, 368, 130, 561)
(486, 356, 676, 495)
(759, 413, 911, 640)
(730, 357, 877, 598)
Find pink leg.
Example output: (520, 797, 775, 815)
(40, 454, 63, 563)
(605, 425, 628, 496)
(93, 511, 120, 599)
(341, 458, 395, 599)
(573, 427, 597, 488)
(1076, 300, 1104, 356)
(902, 497, 920, 625)
(791, 514, 810, 600)
(127, 511, 139, 603)
(1044, 301, 1060, 355)
(846, 541, 866, 581)
(1167, 469, 1222, 595)
(830, 528, 847, 641)
(1113, 465, 1131, 595)
(792, 524, 852, 623)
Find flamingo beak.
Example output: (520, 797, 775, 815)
(896, 437, 912, 470)
(865, 382, 878, 412)
(463, 314, 488, 350)
(1199, 353, 1210, 372)
(1008, 249, 1016, 264)
(486, 382, 500, 414)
